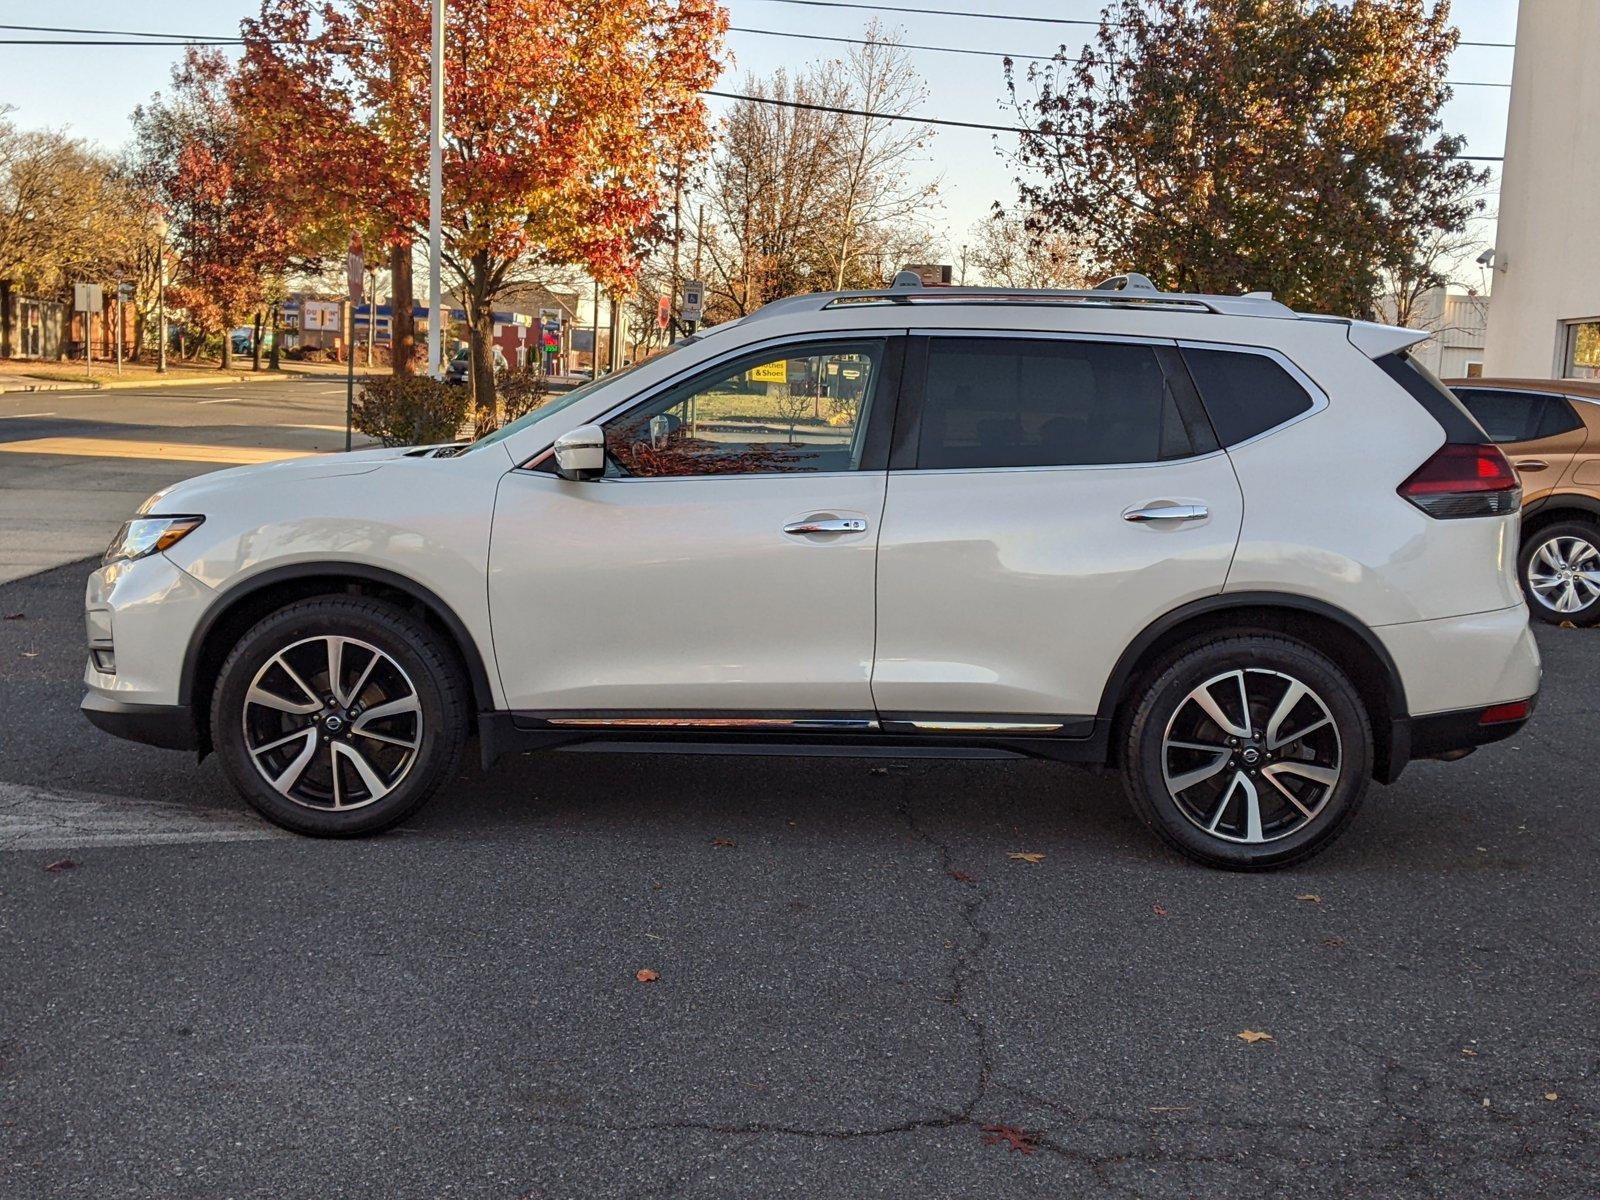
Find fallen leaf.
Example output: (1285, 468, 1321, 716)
(1559, 620, 1577, 629)
(980, 1124, 1040, 1154)
(868, 766, 888, 776)
(2, 612, 22, 620)
(1544, 1092, 1559, 1102)
(1153, 904, 1169, 917)
(1460, 1047, 1478, 1057)
(948, 870, 977, 883)
(1237, 1029, 1274, 1045)
(1007, 852, 1045, 864)
(43, 859, 77, 873)
(1322, 936, 1346, 947)
(634, 968, 659, 983)
(1482, 1097, 1491, 1108)
(20, 650, 38, 658)
(1295, 893, 1322, 904)
(710, 837, 736, 849)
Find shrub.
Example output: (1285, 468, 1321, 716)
(498, 364, 550, 424)
(352, 374, 471, 447)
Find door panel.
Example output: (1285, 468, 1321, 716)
(872, 457, 1244, 717)
(489, 470, 886, 712)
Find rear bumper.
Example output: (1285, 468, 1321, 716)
(81, 693, 197, 751)
(1383, 694, 1536, 782)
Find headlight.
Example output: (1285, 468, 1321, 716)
(103, 515, 205, 566)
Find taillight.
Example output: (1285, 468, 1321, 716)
(1397, 443, 1521, 519)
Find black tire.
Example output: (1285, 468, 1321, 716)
(1119, 634, 1373, 870)
(1518, 520, 1600, 626)
(211, 595, 469, 836)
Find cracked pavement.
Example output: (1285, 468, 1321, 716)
(2, 559, 1597, 1198)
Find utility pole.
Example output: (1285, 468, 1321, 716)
(669, 154, 683, 344)
(367, 267, 377, 368)
(155, 216, 168, 374)
(427, 0, 445, 380)
(591, 276, 601, 380)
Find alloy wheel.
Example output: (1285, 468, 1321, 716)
(241, 635, 422, 811)
(1526, 535, 1600, 615)
(1161, 668, 1342, 845)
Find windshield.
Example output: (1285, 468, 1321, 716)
(459, 348, 683, 455)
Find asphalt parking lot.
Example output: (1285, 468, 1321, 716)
(2, 559, 1597, 1198)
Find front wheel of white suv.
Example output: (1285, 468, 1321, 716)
(1120, 635, 1373, 870)
(211, 596, 469, 836)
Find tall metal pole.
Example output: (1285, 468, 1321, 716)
(427, 0, 445, 380)
(156, 223, 167, 374)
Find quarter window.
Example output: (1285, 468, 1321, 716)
(1181, 347, 1316, 446)
(603, 341, 883, 477)
(915, 338, 1198, 469)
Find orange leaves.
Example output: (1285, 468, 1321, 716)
(1237, 1030, 1275, 1045)
(1007, 852, 1045, 865)
(635, 968, 659, 984)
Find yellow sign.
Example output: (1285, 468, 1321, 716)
(747, 360, 788, 383)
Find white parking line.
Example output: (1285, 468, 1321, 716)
(0, 781, 288, 850)
(195, 397, 243, 405)
(0, 412, 55, 419)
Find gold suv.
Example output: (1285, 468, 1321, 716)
(1447, 377, 1600, 624)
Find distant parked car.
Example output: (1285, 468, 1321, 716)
(1447, 377, 1600, 624)
(445, 345, 506, 386)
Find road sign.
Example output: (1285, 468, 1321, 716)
(657, 294, 671, 331)
(73, 283, 103, 313)
(117, 281, 135, 303)
(680, 280, 704, 324)
(347, 232, 364, 305)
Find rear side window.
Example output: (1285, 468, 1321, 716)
(1454, 389, 1583, 444)
(1374, 352, 1485, 443)
(1180, 347, 1316, 446)
(916, 337, 1197, 469)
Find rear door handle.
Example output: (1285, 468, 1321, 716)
(1514, 459, 1549, 472)
(783, 517, 867, 535)
(1122, 503, 1209, 523)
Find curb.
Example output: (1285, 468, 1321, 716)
(0, 366, 362, 394)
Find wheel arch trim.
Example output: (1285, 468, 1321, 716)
(1095, 591, 1410, 725)
(178, 561, 496, 715)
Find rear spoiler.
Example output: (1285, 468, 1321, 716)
(1298, 315, 1431, 359)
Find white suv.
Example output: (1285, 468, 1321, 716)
(82, 276, 1540, 869)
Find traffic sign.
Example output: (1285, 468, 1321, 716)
(680, 280, 704, 324)
(657, 294, 671, 331)
(117, 281, 135, 303)
(347, 232, 364, 305)
(73, 283, 103, 313)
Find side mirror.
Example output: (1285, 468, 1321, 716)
(552, 424, 606, 481)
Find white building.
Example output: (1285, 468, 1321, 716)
(1383, 287, 1488, 380)
(1481, 0, 1600, 380)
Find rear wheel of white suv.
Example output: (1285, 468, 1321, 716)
(1120, 635, 1373, 870)
(211, 596, 469, 836)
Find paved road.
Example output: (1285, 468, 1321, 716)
(1, 553, 1596, 1197)
(0, 377, 373, 584)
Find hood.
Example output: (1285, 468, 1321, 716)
(137, 448, 404, 514)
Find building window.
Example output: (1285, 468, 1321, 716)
(1563, 320, 1600, 380)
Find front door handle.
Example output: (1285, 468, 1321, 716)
(1123, 503, 1209, 523)
(783, 517, 867, 535)
(1514, 459, 1549, 472)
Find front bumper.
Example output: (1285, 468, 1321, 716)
(81, 693, 197, 750)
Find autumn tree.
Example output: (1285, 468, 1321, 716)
(701, 34, 940, 318)
(238, 0, 725, 418)
(1003, 0, 1488, 317)
(968, 211, 1091, 289)
(130, 49, 288, 368)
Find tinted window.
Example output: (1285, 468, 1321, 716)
(603, 341, 882, 477)
(1374, 352, 1485, 443)
(1181, 347, 1316, 446)
(916, 338, 1194, 469)
(1455, 389, 1583, 444)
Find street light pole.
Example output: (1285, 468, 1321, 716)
(427, 0, 445, 380)
(155, 215, 168, 374)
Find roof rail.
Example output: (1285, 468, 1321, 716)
(743, 277, 1298, 321)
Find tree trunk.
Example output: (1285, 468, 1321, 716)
(268, 303, 282, 371)
(465, 252, 497, 430)
(390, 239, 415, 376)
(251, 311, 264, 371)
(220, 323, 233, 371)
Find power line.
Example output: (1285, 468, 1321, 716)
(726, 24, 1511, 86)
(743, 0, 1515, 46)
(704, 88, 1505, 161)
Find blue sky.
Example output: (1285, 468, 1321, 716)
(0, 0, 1520, 272)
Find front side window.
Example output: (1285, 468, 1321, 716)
(603, 341, 883, 477)
(915, 337, 1197, 469)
